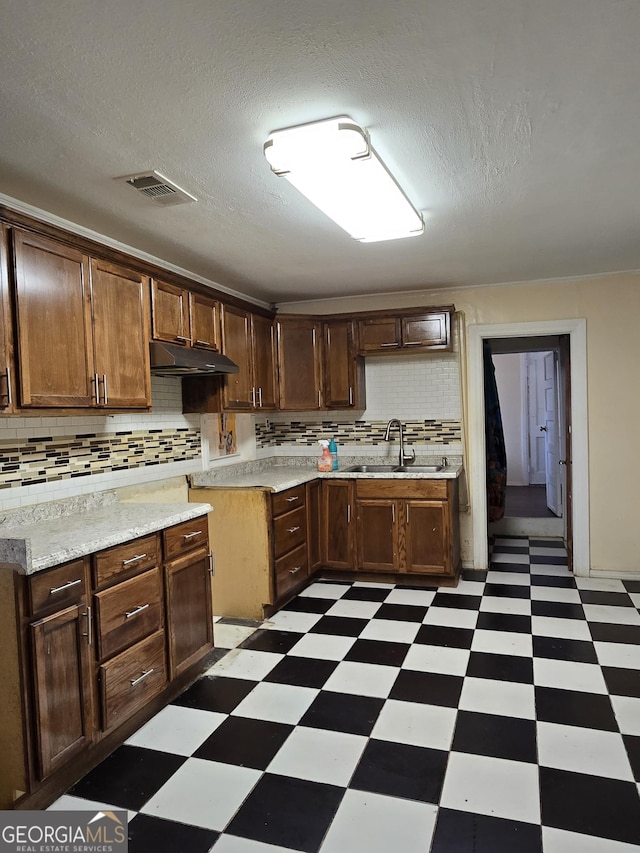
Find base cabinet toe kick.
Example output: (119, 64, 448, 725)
(0, 515, 214, 810)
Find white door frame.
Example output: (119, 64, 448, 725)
(468, 319, 589, 575)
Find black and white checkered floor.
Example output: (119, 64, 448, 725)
(51, 536, 640, 852)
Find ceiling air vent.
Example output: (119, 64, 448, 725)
(119, 170, 197, 206)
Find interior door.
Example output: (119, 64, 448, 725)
(527, 353, 546, 484)
(559, 335, 573, 570)
(543, 351, 561, 516)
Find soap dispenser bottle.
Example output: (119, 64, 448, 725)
(317, 440, 333, 472)
(328, 437, 338, 471)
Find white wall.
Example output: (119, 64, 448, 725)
(492, 353, 527, 485)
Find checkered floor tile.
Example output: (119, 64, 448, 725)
(51, 536, 640, 852)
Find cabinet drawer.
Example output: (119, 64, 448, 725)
(356, 479, 448, 500)
(93, 534, 160, 590)
(275, 544, 308, 599)
(99, 630, 167, 731)
(28, 559, 87, 617)
(94, 567, 163, 661)
(163, 517, 209, 560)
(271, 487, 306, 518)
(273, 505, 306, 559)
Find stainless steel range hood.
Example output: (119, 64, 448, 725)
(149, 341, 239, 376)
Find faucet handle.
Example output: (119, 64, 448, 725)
(441, 456, 449, 468)
(402, 447, 416, 465)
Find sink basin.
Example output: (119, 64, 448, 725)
(343, 464, 397, 473)
(394, 465, 444, 473)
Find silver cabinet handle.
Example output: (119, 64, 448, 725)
(94, 372, 100, 405)
(285, 495, 300, 503)
(347, 504, 351, 524)
(251, 387, 256, 406)
(4, 364, 12, 406)
(195, 339, 211, 346)
(183, 530, 202, 540)
(287, 526, 300, 534)
(289, 566, 303, 575)
(258, 387, 263, 407)
(404, 341, 422, 346)
(130, 669, 154, 687)
(348, 386, 353, 406)
(82, 605, 92, 646)
(175, 335, 192, 343)
(122, 553, 147, 566)
(406, 504, 410, 523)
(380, 342, 400, 347)
(208, 552, 215, 576)
(125, 603, 150, 619)
(50, 578, 82, 595)
(102, 374, 108, 405)
(392, 504, 396, 523)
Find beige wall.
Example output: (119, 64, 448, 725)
(279, 272, 640, 575)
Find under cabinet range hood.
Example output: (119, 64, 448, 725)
(149, 342, 239, 376)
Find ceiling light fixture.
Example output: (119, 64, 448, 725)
(263, 116, 424, 243)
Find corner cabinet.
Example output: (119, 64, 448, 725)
(0, 513, 213, 810)
(12, 229, 151, 410)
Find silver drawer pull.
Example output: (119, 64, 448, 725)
(195, 339, 211, 346)
(285, 496, 299, 502)
(175, 335, 192, 343)
(380, 342, 400, 347)
(287, 526, 300, 534)
(122, 553, 147, 566)
(130, 668, 154, 687)
(125, 603, 150, 619)
(289, 566, 303, 575)
(404, 341, 422, 346)
(183, 530, 202, 540)
(50, 578, 82, 595)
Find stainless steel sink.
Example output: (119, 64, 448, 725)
(394, 465, 444, 473)
(343, 464, 398, 472)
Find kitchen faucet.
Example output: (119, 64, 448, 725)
(384, 418, 416, 467)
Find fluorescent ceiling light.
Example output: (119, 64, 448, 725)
(264, 116, 424, 243)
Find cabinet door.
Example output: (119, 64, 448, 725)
(324, 320, 363, 409)
(405, 500, 451, 574)
(401, 312, 450, 350)
(165, 548, 213, 679)
(90, 258, 151, 408)
(190, 292, 221, 351)
(150, 279, 191, 345)
(221, 305, 253, 410)
(306, 479, 322, 574)
(252, 314, 278, 410)
(30, 604, 93, 780)
(0, 226, 14, 410)
(321, 480, 354, 569)
(357, 317, 401, 353)
(356, 500, 400, 572)
(277, 319, 323, 410)
(13, 229, 93, 407)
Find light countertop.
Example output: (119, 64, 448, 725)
(0, 500, 212, 575)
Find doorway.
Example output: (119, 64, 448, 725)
(489, 341, 564, 539)
(467, 319, 589, 575)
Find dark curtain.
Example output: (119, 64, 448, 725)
(484, 341, 507, 522)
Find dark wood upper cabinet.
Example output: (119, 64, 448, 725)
(252, 313, 278, 410)
(358, 309, 452, 354)
(190, 292, 221, 351)
(277, 318, 323, 411)
(90, 258, 151, 409)
(221, 304, 254, 410)
(0, 225, 15, 411)
(13, 229, 94, 408)
(151, 279, 221, 352)
(323, 319, 365, 409)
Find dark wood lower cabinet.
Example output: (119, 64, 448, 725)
(321, 480, 355, 569)
(0, 514, 213, 810)
(356, 500, 399, 572)
(30, 604, 94, 779)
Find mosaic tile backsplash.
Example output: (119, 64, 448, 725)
(0, 428, 201, 490)
(255, 419, 461, 448)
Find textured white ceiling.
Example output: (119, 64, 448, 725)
(1, 0, 639, 304)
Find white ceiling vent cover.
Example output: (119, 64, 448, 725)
(119, 170, 197, 206)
